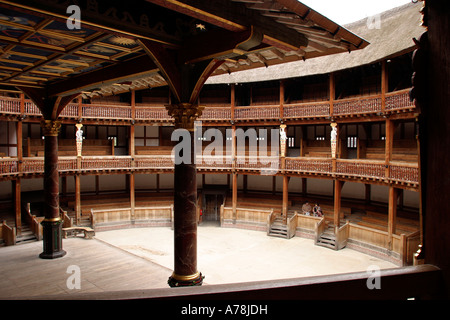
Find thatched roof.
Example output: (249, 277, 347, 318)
(206, 2, 424, 84)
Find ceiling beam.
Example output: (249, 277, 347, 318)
(146, 0, 308, 51)
(46, 55, 159, 97)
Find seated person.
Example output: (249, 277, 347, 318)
(302, 201, 312, 216)
(313, 203, 323, 217)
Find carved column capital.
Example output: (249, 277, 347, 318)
(40, 120, 61, 136)
(166, 103, 204, 130)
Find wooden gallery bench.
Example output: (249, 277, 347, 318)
(62, 226, 95, 239)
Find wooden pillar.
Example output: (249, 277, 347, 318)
(232, 173, 238, 221)
(381, 60, 388, 113)
(280, 80, 284, 119)
(282, 175, 289, 223)
(329, 72, 335, 116)
(365, 184, 371, 204)
(75, 174, 81, 225)
(302, 177, 307, 197)
(388, 186, 398, 250)
(13, 179, 21, 235)
(243, 174, 247, 194)
(39, 119, 66, 259)
(334, 180, 343, 229)
(129, 173, 135, 220)
(385, 118, 396, 177)
(167, 103, 203, 287)
(231, 84, 235, 122)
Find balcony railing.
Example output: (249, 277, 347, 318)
(0, 89, 415, 122)
(1, 155, 419, 187)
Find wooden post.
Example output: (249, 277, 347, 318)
(385, 118, 396, 177)
(231, 84, 235, 122)
(302, 178, 307, 197)
(365, 184, 371, 204)
(232, 173, 237, 222)
(129, 173, 135, 221)
(282, 175, 289, 223)
(75, 174, 81, 225)
(280, 80, 284, 119)
(13, 179, 21, 235)
(388, 186, 398, 250)
(329, 72, 335, 116)
(129, 124, 135, 157)
(381, 60, 388, 113)
(334, 180, 342, 229)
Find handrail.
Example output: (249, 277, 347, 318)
(1, 220, 16, 246)
(23, 203, 42, 241)
(1, 155, 420, 186)
(60, 207, 72, 228)
(336, 220, 350, 250)
(287, 211, 298, 239)
(266, 209, 276, 235)
(314, 217, 326, 245)
(0, 89, 416, 122)
(44, 264, 443, 300)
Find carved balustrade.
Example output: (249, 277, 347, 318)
(135, 106, 171, 121)
(81, 156, 132, 170)
(285, 157, 333, 174)
(0, 158, 18, 174)
(0, 97, 20, 114)
(197, 106, 231, 121)
(0, 89, 414, 121)
(385, 89, 414, 112)
(58, 103, 78, 118)
(283, 101, 330, 119)
(333, 95, 382, 116)
(336, 159, 386, 179)
(234, 105, 280, 120)
(1, 155, 419, 187)
(82, 105, 132, 119)
(389, 162, 419, 184)
(21, 158, 44, 173)
(134, 155, 173, 169)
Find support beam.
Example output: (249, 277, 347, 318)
(12, 179, 21, 235)
(388, 186, 398, 250)
(74, 174, 81, 225)
(282, 175, 290, 223)
(129, 173, 135, 221)
(232, 173, 238, 222)
(167, 103, 204, 288)
(333, 180, 343, 229)
(39, 119, 65, 259)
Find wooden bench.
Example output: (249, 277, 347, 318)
(62, 226, 95, 239)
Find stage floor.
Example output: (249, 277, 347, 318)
(0, 224, 397, 299)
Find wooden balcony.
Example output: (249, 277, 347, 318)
(0, 155, 419, 189)
(0, 89, 415, 122)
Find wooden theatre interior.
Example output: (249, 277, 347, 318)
(0, 0, 449, 299)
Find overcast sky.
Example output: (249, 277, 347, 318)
(300, 0, 412, 25)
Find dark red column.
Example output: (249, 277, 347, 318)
(167, 103, 203, 287)
(39, 120, 66, 259)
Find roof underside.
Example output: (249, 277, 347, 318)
(0, 0, 369, 99)
(207, 2, 424, 84)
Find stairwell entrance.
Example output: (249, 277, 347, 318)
(201, 186, 226, 225)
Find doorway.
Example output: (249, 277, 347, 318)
(201, 186, 226, 225)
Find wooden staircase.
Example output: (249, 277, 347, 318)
(315, 219, 349, 250)
(267, 211, 297, 239)
(16, 222, 37, 245)
(316, 225, 337, 249)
